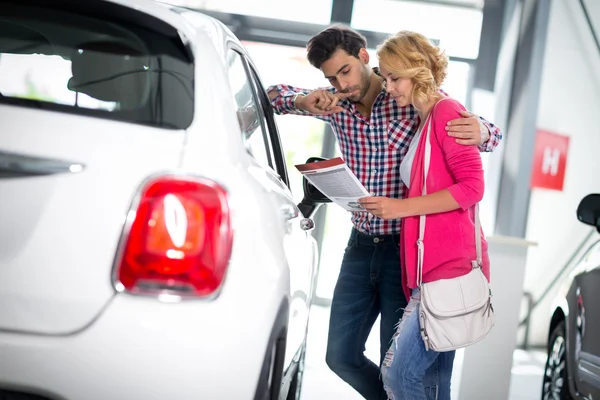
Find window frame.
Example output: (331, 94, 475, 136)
(227, 45, 291, 189)
(245, 58, 291, 189)
(225, 48, 274, 169)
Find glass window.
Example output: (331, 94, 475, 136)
(167, 0, 333, 25)
(226, 50, 273, 170)
(0, 2, 194, 129)
(246, 62, 291, 184)
(242, 41, 329, 203)
(352, 0, 483, 59)
(444, 61, 471, 106)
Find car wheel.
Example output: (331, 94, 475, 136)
(255, 335, 286, 400)
(286, 341, 307, 400)
(542, 321, 573, 400)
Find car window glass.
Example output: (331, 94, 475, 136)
(245, 63, 288, 184)
(226, 50, 272, 169)
(0, 3, 194, 129)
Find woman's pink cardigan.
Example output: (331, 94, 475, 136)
(400, 98, 490, 300)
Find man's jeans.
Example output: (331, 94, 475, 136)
(381, 289, 455, 400)
(325, 229, 440, 400)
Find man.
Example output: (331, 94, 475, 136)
(267, 25, 502, 400)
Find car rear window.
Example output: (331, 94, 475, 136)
(0, 0, 194, 129)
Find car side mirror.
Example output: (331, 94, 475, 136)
(297, 156, 331, 219)
(577, 194, 600, 232)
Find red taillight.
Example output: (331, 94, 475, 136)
(116, 177, 233, 297)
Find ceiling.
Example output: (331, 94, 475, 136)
(398, 0, 484, 10)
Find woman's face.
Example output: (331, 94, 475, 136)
(378, 65, 414, 107)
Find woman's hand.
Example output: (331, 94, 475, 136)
(359, 196, 405, 220)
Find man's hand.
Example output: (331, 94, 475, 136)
(358, 196, 404, 220)
(296, 89, 353, 115)
(446, 110, 490, 146)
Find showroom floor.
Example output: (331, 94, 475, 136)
(300, 304, 545, 400)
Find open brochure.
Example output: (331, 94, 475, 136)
(295, 157, 370, 212)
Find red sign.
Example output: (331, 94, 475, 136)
(530, 129, 570, 191)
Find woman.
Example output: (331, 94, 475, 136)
(358, 31, 491, 400)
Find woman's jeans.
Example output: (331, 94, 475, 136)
(381, 289, 456, 400)
(325, 229, 441, 400)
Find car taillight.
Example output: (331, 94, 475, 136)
(115, 176, 233, 297)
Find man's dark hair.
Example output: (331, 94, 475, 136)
(306, 24, 368, 69)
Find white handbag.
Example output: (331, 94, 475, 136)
(417, 105, 495, 352)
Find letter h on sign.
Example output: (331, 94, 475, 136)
(541, 147, 560, 176)
(530, 129, 570, 191)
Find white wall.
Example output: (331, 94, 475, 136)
(522, 0, 600, 346)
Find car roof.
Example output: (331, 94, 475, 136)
(101, 0, 246, 62)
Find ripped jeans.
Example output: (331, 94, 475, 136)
(325, 230, 440, 399)
(381, 289, 455, 400)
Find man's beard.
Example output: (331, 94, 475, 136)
(343, 86, 363, 103)
(343, 71, 371, 103)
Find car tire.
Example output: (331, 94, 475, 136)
(286, 341, 307, 400)
(542, 321, 573, 400)
(257, 336, 285, 400)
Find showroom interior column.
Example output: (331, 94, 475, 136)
(494, 0, 551, 238)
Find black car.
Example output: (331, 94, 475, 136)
(543, 194, 600, 399)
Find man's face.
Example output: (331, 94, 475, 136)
(320, 49, 371, 103)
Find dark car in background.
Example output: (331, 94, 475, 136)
(542, 194, 600, 400)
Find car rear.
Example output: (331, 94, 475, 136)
(0, 0, 196, 338)
(0, 1, 286, 399)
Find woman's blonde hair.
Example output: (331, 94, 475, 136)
(376, 30, 448, 106)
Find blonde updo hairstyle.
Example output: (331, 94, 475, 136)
(376, 31, 448, 108)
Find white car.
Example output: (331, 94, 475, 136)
(0, 1, 319, 399)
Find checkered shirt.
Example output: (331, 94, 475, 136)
(268, 83, 502, 235)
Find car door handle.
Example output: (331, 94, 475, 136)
(0, 150, 85, 178)
(300, 218, 315, 231)
(280, 204, 299, 220)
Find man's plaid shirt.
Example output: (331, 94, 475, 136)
(268, 84, 502, 235)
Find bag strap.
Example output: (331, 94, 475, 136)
(474, 203, 482, 268)
(417, 100, 482, 287)
(416, 113, 431, 288)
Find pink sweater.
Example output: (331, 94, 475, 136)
(400, 98, 490, 300)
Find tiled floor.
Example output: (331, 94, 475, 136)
(300, 304, 545, 400)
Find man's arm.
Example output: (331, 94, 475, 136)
(445, 111, 503, 153)
(267, 84, 311, 115)
(477, 117, 502, 153)
(267, 84, 331, 122)
(267, 84, 351, 122)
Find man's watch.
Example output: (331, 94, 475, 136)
(292, 93, 304, 109)
(478, 119, 490, 145)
